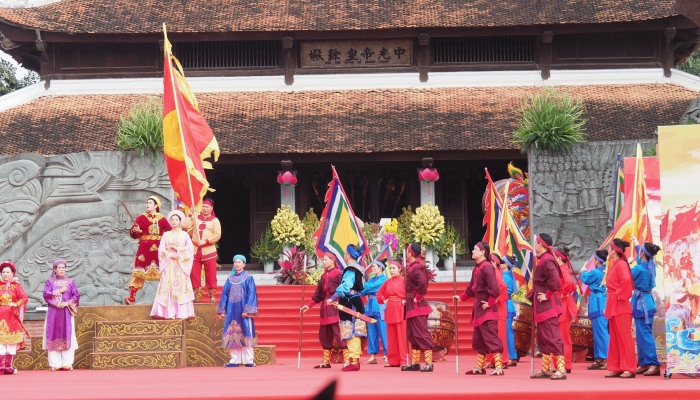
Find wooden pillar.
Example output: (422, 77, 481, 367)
(282, 36, 295, 86)
(417, 33, 431, 83)
(538, 31, 553, 80)
(663, 27, 677, 78)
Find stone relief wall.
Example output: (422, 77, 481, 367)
(530, 140, 656, 269)
(0, 151, 173, 309)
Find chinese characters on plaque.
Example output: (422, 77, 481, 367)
(300, 40, 413, 69)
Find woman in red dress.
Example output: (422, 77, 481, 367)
(553, 247, 577, 373)
(377, 260, 407, 367)
(604, 238, 637, 378)
(0, 261, 28, 375)
(124, 195, 171, 305)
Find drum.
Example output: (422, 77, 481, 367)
(570, 317, 594, 353)
(512, 301, 533, 358)
(427, 301, 456, 352)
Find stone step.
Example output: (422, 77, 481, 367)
(90, 351, 184, 370)
(93, 335, 184, 353)
(95, 319, 184, 338)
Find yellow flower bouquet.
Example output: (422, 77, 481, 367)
(270, 205, 305, 246)
(410, 203, 445, 247)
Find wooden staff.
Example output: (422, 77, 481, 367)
(336, 305, 376, 323)
(403, 248, 409, 366)
(529, 283, 536, 377)
(452, 243, 459, 374)
(119, 200, 135, 224)
(297, 255, 307, 369)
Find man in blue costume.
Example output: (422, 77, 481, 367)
(361, 260, 388, 365)
(217, 255, 258, 367)
(329, 244, 366, 372)
(580, 249, 609, 370)
(630, 237, 662, 376)
(501, 255, 519, 366)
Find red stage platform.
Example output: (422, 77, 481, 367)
(9, 356, 696, 400)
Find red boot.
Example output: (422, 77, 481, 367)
(4, 354, 16, 375)
(123, 287, 138, 305)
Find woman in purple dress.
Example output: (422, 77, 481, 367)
(43, 259, 80, 371)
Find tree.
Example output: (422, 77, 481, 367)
(0, 59, 39, 96)
(678, 50, 700, 77)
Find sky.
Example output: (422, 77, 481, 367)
(1, 50, 30, 79)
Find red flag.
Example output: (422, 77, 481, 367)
(162, 25, 220, 214)
(668, 205, 698, 244)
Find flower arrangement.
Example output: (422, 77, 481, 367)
(383, 233, 398, 253)
(274, 246, 316, 285)
(410, 203, 445, 248)
(250, 226, 282, 264)
(299, 208, 320, 256)
(361, 222, 383, 254)
(270, 205, 305, 246)
(383, 218, 398, 234)
(396, 206, 414, 250)
(436, 222, 467, 259)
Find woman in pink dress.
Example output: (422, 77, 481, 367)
(150, 210, 196, 320)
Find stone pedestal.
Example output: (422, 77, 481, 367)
(280, 185, 295, 212)
(420, 181, 435, 205)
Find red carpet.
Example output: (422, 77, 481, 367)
(216, 282, 476, 358)
(9, 357, 694, 400)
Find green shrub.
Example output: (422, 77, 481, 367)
(512, 88, 587, 155)
(677, 50, 700, 77)
(117, 98, 163, 158)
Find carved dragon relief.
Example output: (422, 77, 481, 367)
(0, 151, 173, 308)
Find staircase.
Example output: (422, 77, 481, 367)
(216, 281, 476, 359)
(90, 320, 186, 369)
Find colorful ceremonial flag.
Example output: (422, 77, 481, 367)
(367, 243, 393, 279)
(162, 24, 220, 215)
(611, 154, 624, 229)
(312, 166, 370, 270)
(483, 168, 506, 254)
(630, 144, 653, 248)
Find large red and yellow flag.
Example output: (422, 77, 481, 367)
(162, 24, 220, 214)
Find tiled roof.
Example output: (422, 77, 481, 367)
(0, 0, 679, 34)
(0, 84, 695, 156)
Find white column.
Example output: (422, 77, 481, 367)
(280, 184, 295, 212)
(420, 181, 435, 205)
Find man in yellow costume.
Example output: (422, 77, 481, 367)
(184, 198, 222, 303)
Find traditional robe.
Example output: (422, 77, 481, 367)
(362, 274, 388, 355)
(557, 261, 577, 369)
(581, 266, 609, 360)
(460, 259, 502, 354)
(43, 277, 79, 351)
(405, 261, 433, 351)
(130, 212, 172, 281)
(151, 229, 196, 319)
(605, 257, 636, 373)
(331, 263, 366, 362)
(184, 214, 222, 290)
(0, 281, 27, 350)
(502, 269, 518, 360)
(488, 267, 509, 363)
(308, 267, 345, 350)
(218, 271, 258, 349)
(631, 247, 660, 367)
(529, 252, 564, 356)
(377, 275, 407, 366)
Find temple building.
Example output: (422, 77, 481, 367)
(0, 0, 699, 266)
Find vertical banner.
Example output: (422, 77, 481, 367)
(623, 156, 665, 360)
(659, 124, 700, 375)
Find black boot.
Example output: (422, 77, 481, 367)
(401, 364, 420, 371)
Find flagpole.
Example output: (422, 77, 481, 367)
(163, 24, 201, 233)
(298, 255, 307, 369)
(403, 248, 409, 367)
(527, 146, 536, 377)
(452, 243, 459, 374)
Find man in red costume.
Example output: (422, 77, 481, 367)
(454, 243, 504, 376)
(401, 243, 434, 372)
(530, 233, 567, 380)
(604, 238, 637, 378)
(300, 253, 346, 368)
(124, 196, 171, 305)
(184, 198, 222, 303)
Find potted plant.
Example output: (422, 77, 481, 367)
(251, 226, 282, 273)
(270, 205, 306, 260)
(437, 222, 467, 270)
(410, 203, 445, 269)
